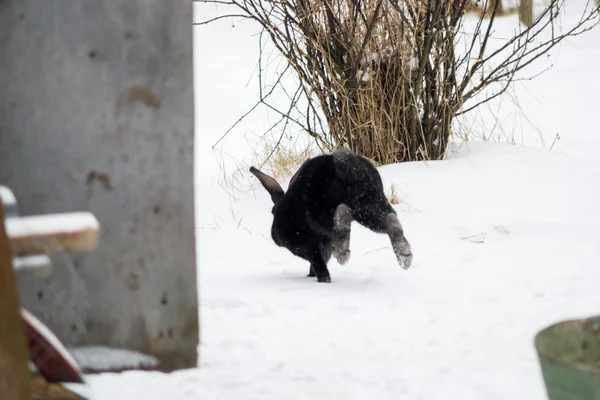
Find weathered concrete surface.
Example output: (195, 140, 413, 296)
(0, 1, 199, 371)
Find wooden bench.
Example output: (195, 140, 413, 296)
(2, 185, 160, 399)
(0, 185, 100, 400)
(1, 185, 99, 278)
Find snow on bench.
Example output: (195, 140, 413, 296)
(6, 212, 100, 255)
(1, 185, 99, 278)
(12, 254, 52, 278)
(0, 185, 18, 217)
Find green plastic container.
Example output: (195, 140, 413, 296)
(535, 315, 600, 400)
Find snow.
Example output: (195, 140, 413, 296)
(13, 254, 52, 277)
(69, 347, 159, 372)
(0, 185, 17, 207)
(5, 212, 99, 238)
(62, 383, 92, 399)
(86, 1, 600, 399)
(0, 185, 18, 217)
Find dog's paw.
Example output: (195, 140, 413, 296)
(396, 250, 413, 270)
(333, 247, 351, 265)
(317, 273, 332, 283)
(393, 238, 412, 270)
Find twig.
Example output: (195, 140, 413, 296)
(193, 14, 249, 25)
(549, 133, 560, 151)
(460, 232, 486, 243)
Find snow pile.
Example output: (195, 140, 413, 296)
(70, 346, 159, 372)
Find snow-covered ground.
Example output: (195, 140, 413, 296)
(87, 2, 600, 399)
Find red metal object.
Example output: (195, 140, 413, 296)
(21, 308, 84, 384)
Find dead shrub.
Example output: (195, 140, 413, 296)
(197, 0, 599, 165)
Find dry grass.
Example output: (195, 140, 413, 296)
(386, 183, 401, 205)
(259, 0, 462, 165)
(215, 132, 316, 201)
(253, 134, 315, 182)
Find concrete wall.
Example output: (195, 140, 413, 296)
(0, 1, 199, 371)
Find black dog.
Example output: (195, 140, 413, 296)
(250, 146, 412, 283)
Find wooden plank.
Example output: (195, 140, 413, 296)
(0, 203, 33, 399)
(31, 376, 88, 400)
(21, 308, 85, 384)
(13, 255, 52, 278)
(6, 212, 99, 255)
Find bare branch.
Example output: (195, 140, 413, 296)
(193, 14, 250, 25)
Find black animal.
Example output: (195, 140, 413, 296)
(250, 146, 413, 283)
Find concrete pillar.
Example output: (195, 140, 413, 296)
(0, 1, 199, 371)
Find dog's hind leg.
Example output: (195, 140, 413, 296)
(353, 205, 413, 270)
(332, 203, 352, 265)
(385, 213, 413, 269)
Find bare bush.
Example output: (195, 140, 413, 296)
(196, 0, 600, 165)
